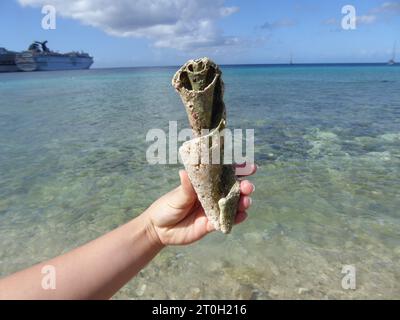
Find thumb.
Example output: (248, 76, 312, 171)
(178, 170, 197, 203)
(161, 170, 197, 220)
(151, 170, 198, 227)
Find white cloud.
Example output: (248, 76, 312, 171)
(352, 1, 400, 26)
(322, 18, 338, 26)
(18, 0, 239, 50)
(220, 6, 239, 17)
(261, 18, 296, 30)
(371, 1, 400, 14)
(323, 1, 400, 28)
(356, 15, 377, 25)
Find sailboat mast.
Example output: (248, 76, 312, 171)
(388, 42, 396, 65)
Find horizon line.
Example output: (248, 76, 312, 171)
(92, 62, 398, 70)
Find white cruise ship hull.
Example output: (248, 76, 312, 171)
(15, 51, 93, 72)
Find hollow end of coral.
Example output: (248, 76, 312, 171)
(178, 58, 219, 92)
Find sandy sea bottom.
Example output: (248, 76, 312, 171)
(0, 65, 399, 299)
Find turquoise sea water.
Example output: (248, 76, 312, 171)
(0, 65, 399, 299)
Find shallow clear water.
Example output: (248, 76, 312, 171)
(0, 65, 399, 299)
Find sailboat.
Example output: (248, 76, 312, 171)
(388, 42, 396, 65)
(289, 53, 293, 65)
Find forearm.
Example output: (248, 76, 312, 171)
(0, 213, 164, 300)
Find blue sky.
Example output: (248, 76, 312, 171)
(0, 0, 399, 67)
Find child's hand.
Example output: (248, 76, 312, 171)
(144, 164, 257, 246)
(0, 164, 256, 299)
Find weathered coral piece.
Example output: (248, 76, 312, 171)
(172, 57, 240, 234)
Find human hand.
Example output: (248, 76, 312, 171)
(143, 164, 257, 246)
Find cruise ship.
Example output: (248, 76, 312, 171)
(15, 41, 94, 72)
(0, 47, 19, 72)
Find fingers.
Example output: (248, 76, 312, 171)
(178, 168, 254, 235)
(240, 180, 255, 195)
(206, 220, 216, 233)
(235, 163, 257, 177)
(234, 211, 248, 225)
(238, 195, 252, 212)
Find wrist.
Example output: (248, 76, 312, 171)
(138, 211, 166, 250)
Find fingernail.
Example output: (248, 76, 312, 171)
(252, 183, 255, 192)
(248, 197, 253, 206)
